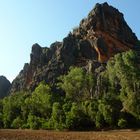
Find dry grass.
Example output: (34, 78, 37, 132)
(0, 129, 140, 140)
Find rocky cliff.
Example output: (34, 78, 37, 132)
(10, 2, 138, 92)
(0, 76, 11, 98)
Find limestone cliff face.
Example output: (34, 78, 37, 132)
(11, 2, 138, 92)
(0, 76, 11, 98)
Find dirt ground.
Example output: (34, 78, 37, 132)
(0, 129, 140, 140)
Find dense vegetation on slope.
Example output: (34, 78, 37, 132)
(0, 50, 140, 130)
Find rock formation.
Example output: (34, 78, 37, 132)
(10, 2, 138, 92)
(0, 76, 11, 98)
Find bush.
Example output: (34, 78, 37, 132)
(118, 118, 127, 128)
(27, 114, 42, 129)
(50, 102, 65, 130)
(11, 117, 24, 128)
(95, 111, 105, 129)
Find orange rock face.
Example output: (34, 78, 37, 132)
(73, 2, 138, 63)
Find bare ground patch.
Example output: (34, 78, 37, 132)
(0, 129, 140, 140)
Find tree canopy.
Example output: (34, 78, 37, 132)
(0, 50, 140, 130)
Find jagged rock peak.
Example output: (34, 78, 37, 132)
(72, 2, 138, 62)
(89, 2, 122, 17)
(75, 2, 137, 46)
(31, 43, 42, 54)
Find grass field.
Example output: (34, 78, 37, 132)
(0, 129, 140, 140)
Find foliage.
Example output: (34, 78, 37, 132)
(58, 67, 95, 101)
(50, 102, 65, 130)
(11, 116, 24, 129)
(118, 118, 127, 128)
(0, 100, 3, 128)
(0, 50, 140, 130)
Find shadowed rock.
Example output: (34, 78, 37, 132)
(0, 76, 11, 98)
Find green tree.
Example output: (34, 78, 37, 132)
(2, 93, 28, 128)
(86, 100, 98, 124)
(11, 116, 24, 129)
(0, 100, 3, 128)
(58, 67, 85, 101)
(50, 102, 65, 130)
(65, 103, 90, 130)
(25, 82, 53, 119)
(58, 67, 95, 101)
(27, 113, 41, 129)
(95, 111, 104, 129)
(104, 50, 140, 120)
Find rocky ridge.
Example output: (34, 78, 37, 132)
(10, 2, 138, 92)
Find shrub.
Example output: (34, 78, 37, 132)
(11, 117, 24, 129)
(118, 118, 127, 128)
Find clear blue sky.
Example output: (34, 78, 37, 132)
(0, 0, 139, 82)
